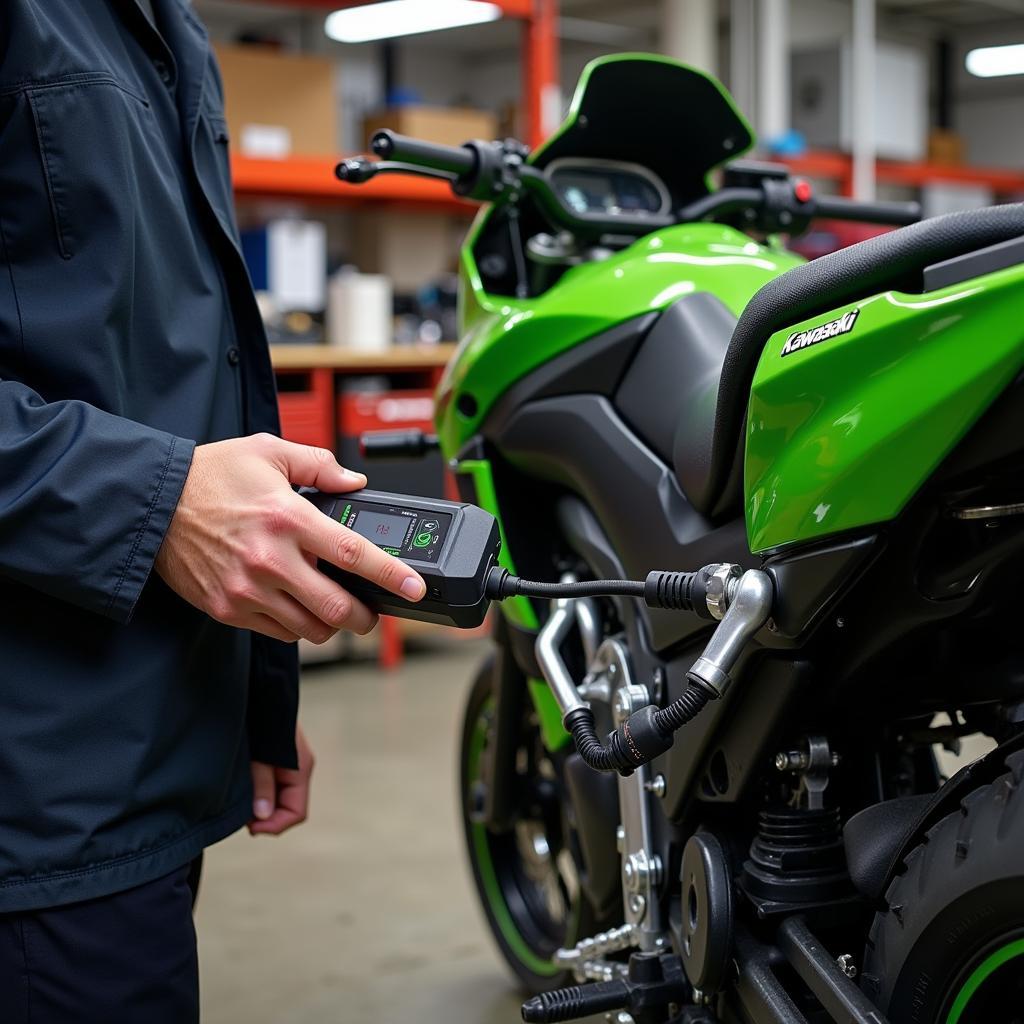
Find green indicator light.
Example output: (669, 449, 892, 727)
(413, 532, 432, 548)
(340, 503, 352, 524)
(383, 546, 402, 556)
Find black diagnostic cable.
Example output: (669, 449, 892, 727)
(485, 565, 724, 776)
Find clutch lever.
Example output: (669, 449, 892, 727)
(334, 157, 459, 185)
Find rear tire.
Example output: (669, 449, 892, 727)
(459, 653, 600, 994)
(861, 751, 1024, 1023)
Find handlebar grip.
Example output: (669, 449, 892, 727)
(371, 130, 476, 176)
(813, 195, 921, 226)
(360, 429, 439, 460)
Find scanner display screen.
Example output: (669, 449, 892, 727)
(351, 511, 410, 547)
(337, 497, 453, 563)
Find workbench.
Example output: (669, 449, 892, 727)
(270, 344, 462, 668)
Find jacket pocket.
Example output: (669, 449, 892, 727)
(25, 73, 152, 260)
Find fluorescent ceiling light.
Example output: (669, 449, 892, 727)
(325, 1, 501, 44)
(965, 43, 1024, 78)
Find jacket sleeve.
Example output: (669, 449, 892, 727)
(248, 634, 300, 769)
(0, 379, 195, 623)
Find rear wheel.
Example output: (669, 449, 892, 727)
(459, 654, 599, 993)
(861, 751, 1024, 1023)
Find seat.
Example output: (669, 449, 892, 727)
(675, 203, 1024, 519)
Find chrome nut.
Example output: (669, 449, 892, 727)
(706, 563, 743, 620)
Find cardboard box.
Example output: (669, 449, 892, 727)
(353, 210, 463, 292)
(213, 44, 336, 156)
(928, 129, 964, 166)
(364, 105, 498, 150)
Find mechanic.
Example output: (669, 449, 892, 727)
(0, 2, 426, 1020)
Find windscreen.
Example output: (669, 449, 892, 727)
(531, 55, 754, 208)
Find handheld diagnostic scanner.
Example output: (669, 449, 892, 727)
(305, 489, 502, 628)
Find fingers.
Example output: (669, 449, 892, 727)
(293, 500, 426, 602)
(244, 613, 302, 644)
(250, 761, 277, 822)
(248, 766, 308, 836)
(249, 727, 314, 837)
(279, 560, 378, 636)
(257, 589, 342, 645)
(261, 435, 367, 494)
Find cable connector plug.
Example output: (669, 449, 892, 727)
(564, 705, 676, 777)
(642, 567, 718, 618)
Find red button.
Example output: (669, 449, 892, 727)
(794, 179, 813, 203)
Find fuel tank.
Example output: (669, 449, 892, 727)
(437, 221, 802, 457)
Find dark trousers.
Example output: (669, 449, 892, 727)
(0, 860, 202, 1023)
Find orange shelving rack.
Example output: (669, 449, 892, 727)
(781, 150, 1024, 199)
(226, 0, 558, 209)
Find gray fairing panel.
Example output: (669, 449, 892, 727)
(489, 393, 754, 652)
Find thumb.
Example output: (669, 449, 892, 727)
(251, 761, 277, 821)
(267, 437, 367, 493)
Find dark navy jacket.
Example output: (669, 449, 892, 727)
(0, 0, 298, 911)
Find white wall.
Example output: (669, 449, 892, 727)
(956, 95, 1024, 169)
(950, 21, 1024, 169)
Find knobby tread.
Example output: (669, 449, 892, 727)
(861, 751, 1024, 1016)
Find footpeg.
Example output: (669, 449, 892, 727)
(521, 952, 689, 1023)
(521, 978, 629, 1023)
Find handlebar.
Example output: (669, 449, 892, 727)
(372, 130, 477, 177)
(678, 185, 920, 230)
(336, 132, 922, 238)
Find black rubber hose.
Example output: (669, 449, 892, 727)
(653, 684, 712, 733)
(503, 577, 645, 600)
(563, 707, 620, 773)
(565, 684, 715, 776)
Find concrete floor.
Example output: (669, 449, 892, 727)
(195, 637, 531, 1024)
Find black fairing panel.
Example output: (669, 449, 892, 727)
(487, 312, 656, 425)
(615, 293, 738, 517)
(764, 535, 880, 640)
(489, 392, 754, 652)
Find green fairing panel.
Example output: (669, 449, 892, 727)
(745, 262, 1024, 553)
(453, 459, 537, 630)
(454, 459, 569, 751)
(442, 224, 803, 454)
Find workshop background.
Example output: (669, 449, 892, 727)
(193, 1, 1022, 1020)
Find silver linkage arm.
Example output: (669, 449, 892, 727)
(688, 569, 774, 698)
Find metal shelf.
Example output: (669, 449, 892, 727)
(781, 151, 1024, 196)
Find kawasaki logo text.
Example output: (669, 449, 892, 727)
(781, 309, 859, 357)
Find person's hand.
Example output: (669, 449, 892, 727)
(249, 724, 314, 836)
(155, 433, 425, 642)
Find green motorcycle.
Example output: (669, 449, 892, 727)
(339, 54, 1024, 1024)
